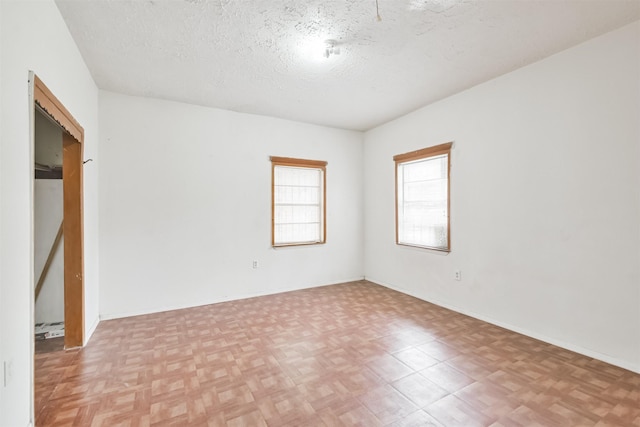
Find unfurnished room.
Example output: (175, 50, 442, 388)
(0, 0, 639, 426)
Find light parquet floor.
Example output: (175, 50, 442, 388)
(35, 280, 640, 426)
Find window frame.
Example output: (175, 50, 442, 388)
(394, 142, 453, 252)
(270, 156, 327, 247)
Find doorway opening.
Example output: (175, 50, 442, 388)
(32, 74, 85, 350)
(34, 108, 65, 353)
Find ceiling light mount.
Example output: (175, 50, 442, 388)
(324, 39, 341, 58)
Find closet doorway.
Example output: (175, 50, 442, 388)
(32, 74, 85, 350)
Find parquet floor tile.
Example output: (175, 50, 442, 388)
(35, 280, 640, 426)
(392, 373, 449, 408)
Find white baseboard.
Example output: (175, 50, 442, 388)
(100, 277, 366, 321)
(365, 276, 640, 374)
(84, 316, 100, 345)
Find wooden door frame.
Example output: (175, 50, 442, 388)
(32, 74, 85, 349)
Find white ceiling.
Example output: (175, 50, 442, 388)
(55, 0, 640, 131)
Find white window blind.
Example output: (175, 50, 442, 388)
(271, 157, 326, 247)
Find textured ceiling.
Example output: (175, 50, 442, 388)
(55, 0, 640, 131)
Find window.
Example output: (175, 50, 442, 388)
(394, 142, 452, 251)
(271, 156, 327, 247)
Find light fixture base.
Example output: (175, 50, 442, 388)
(324, 39, 341, 58)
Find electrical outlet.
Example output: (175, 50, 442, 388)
(252, 260, 258, 269)
(454, 270, 462, 281)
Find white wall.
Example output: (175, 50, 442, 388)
(364, 21, 640, 372)
(99, 91, 364, 319)
(0, 1, 100, 425)
(35, 111, 63, 167)
(0, 0, 4, 421)
(34, 180, 64, 324)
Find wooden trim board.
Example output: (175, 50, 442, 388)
(34, 75, 85, 349)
